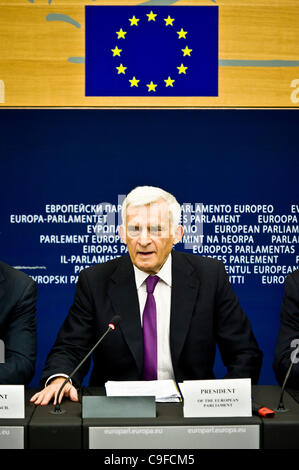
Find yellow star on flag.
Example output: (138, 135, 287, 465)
(177, 63, 188, 74)
(177, 28, 188, 39)
(129, 76, 140, 87)
(182, 46, 192, 56)
(129, 16, 139, 26)
(111, 46, 122, 57)
(147, 11, 157, 22)
(164, 76, 175, 87)
(164, 16, 175, 26)
(147, 81, 157, 92)
(116, 63, 127, 75)
(116, 28, 127, 39)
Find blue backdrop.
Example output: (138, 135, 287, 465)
(0, 109, 298, 387)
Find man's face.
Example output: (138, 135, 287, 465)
(120, 200, 183, 274)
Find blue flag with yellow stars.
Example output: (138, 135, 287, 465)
(85, 6, 218, 97)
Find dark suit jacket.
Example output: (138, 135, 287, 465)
(0, 261, 37, 385)
(42, 251, 262, 387)
(273, 269, 299, 388)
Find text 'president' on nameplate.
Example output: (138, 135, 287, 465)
(85, 6, 218, 97)
(180, 379, 252, 418)
(0, 385, 25, 419)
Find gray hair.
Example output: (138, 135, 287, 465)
(121, 186, 181, 231)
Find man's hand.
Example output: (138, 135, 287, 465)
(30, 377, 79, 406)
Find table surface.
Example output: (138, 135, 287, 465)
(0, 385, 299, 449)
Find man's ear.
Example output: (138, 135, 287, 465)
(119, 225, 127, 244)
(173, 225, 184, 245)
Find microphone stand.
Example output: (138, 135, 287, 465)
(52, 322, 118, 414)
(276, 361, 294, 412)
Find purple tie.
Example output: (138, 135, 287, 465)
(142, 275, 159, 380)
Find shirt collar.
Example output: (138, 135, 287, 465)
(133, 252, 172, 289)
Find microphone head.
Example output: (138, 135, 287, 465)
(108, 315, 121, 330)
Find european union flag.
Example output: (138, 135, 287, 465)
(85, 6, 218, 97)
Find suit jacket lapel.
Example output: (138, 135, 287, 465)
(170, 251, 200, 374)
(107, 256, 144, 376)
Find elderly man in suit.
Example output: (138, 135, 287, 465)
(31, 186, 262, 406)
(0, 261, 37, 385)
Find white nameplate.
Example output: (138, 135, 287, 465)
(0, 385, 25, 419)
(181, 379, 252, 418)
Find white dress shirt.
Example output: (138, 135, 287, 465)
(133, 253, 175, 380)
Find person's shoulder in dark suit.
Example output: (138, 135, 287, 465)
(172, 249, 240, 292)
(172, 250, 263, 383)
(76, 254, 134, 292)
(79, 254, 128, 277)
(273, 269, 299, 388)
(172, 249, 224, 271)
(0, 261, 37, 385)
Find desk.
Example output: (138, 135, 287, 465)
(82, 387, 261, 449)
(252, 385, 299, 449)
(0, 386, 298, 449)
(0, 389, 35, 449)
(28, 396, 82, 449)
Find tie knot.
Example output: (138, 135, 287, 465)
(146, 275, 159, 294)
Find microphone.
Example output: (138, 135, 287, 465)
(276, 341, 299, 412)
(52, 315, 121, 414)
(275, 360, 294, 412)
